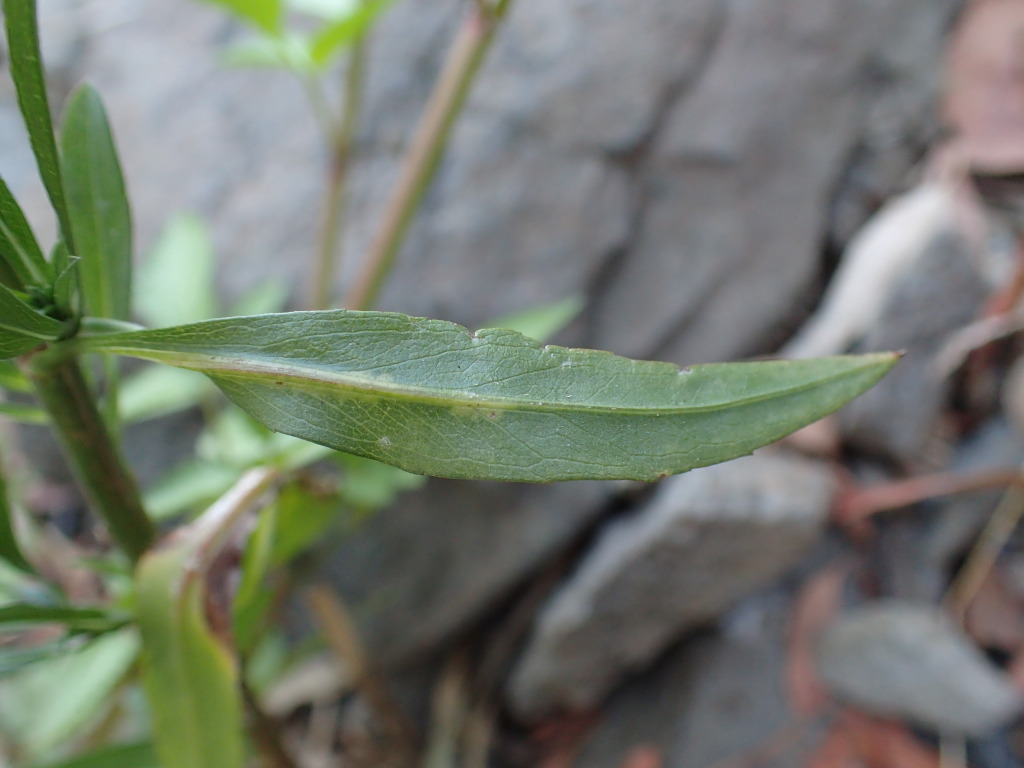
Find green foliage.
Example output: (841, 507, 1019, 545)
(83, 312, 896, 481)
(59, 85, 133, 322)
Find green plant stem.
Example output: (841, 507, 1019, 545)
(23, 353, 154, 562)
(346, 0, 513, 311)
(309, 35, 368, 311)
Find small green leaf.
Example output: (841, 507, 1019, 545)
(0, 360, 31, 392)
(0, 602, 126, 632)
(230, 279, 289, 317)
(196, 0, 283, 34)
(222, 33, 316, 74)
(50, 241, 79, 318)
(86, 310, 898, 482)
(60, 84, 132, 321)
(143, 459, 239, 521)
(0, 401, 48, 424)
(309, 0, 397, 67)
(119, 363, 213, 422)
(31, 741, 158, 768)
(0, 282, 65, 358)
(483, 295, 584, 343)
(136, 214, 217, 328)
(0, 177, 50, 289)
(0, 639, 71, 677)
(0, 454, 34, 573)
(0, 629, 139, 760)
(2, 0, 75, 252)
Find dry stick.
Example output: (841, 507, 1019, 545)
(945, 463, 1024, 622)
(305, 584, 418, 760)
(309, 32, 369, 311)
(346, 0, 512, 311)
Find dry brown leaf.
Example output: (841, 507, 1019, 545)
(946, 0, 1024, 173)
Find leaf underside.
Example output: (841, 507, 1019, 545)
(87, 310, 898, 482)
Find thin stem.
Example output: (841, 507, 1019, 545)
(22, 353, 154, 562)
(346, 1, 513, 311)
(945, 463, 1024, 622)
(308, 35, 368, 311)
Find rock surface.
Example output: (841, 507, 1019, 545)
(507, 451, 835, 718)
(817, 600, 1022, 736)
(572, 593, 795, 768)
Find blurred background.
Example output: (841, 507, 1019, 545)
(6, 0, 1024, 766)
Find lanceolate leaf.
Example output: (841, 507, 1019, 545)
(0, 453, 34, 573)
(2, 0, 75, 252)
(87, 311, 898, 482)
(309, 0, 396, 67)
(60, 85, 132, 321)
(196, 0, 283, 35)
(31, 741, 158, 768)
(0, 283, 64, 358)
(0, 603, 126, 633)
(0, 177, 50, 289)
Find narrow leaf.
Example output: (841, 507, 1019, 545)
(31, 741, 158, 768)
(195, 0, 283, 34)
(60, 84, 132, 321)
(0, 282, 64, 358)
(86, 311, 898, 482)
(0, 629, 139, 759)
(309, 0, 396, 67)
(0, 454, 34, 573)
(0, 401, 48, 425)
(2, 0, 74, 251)
(119, 364, 213, 422)
(0, 177, 50, 289)
(137, 214, 217, 328)
(0, 360, 32, 392)
(0, 602, 125, 632)
(483, 295, 584, 343)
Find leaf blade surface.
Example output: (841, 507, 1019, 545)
(86, 310, 898, 482)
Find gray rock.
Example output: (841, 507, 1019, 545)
(321, 478, 610, 667)
(839, 229, 991, 465)
(507, 451, 834, 718)
(573, 592, 796, 768)
(817, 600, 1022, 736)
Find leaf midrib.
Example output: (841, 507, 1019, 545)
(97, 345, 882, 416)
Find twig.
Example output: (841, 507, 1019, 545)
(305, 583, 418, 761)
(346, 0, 514, 310)
(308, 29, 369, 310)
(945, 463, 1024, 622)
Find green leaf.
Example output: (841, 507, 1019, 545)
(50, 241, 79, 319)
(0, 454, 34, 573)
(85, 310, 898, 482)
(483, 295, 584, 343)
(222, 33, 316, 74)
(0, 629, 139, 760)
(309, 0, 397, 67)
(0, 639, 71, 677)
(230, 279, 289, 317)
(31, 741, 158, 768)
(0, 282, 65, 358)
(143, 459, 239, 521)
(0, 401, 48, 424)
(0, 360, 32, 392)
(135, 473, 268, 768)
(0, 177, 50, 289)
(0, 602, 126, 632)
(60, 84, 132, 321)
(196, 0, 283, 34)
(119, 364, 213, 422)
(289, 0, 358, 19)
(136, 214, 217, 329)
(2, 0, 75, 253)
